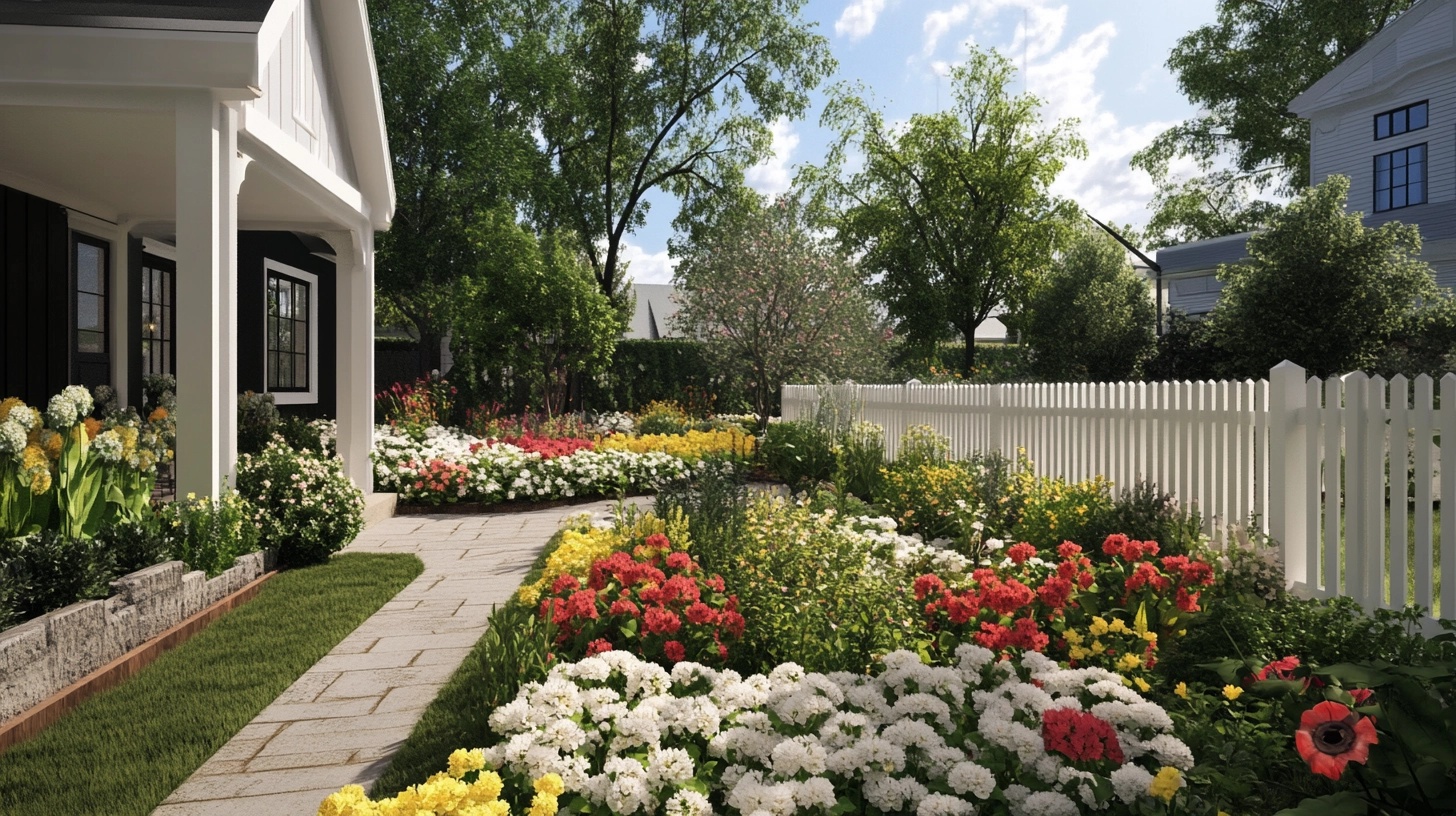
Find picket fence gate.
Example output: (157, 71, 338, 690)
(781, 361, 1456, 630)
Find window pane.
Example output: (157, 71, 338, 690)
(161, 305, 172, 340)
(1393, 150, 1407, 167)
(141, 270, 151, 301)
(1410, 180, 1424, 204)
(295, 354, 308, 388)
(77, 330, 103, 354)
(1410, 144, 1425, 162)
(77, 293, 102, 331)
(162, 272, 171, 306)
(1396, 109, 1408, 133)
(1376, 153, 1391, 171)
(1376, 168, 1390, 190)
(295, 284, 308, 324)
(1378, 189, 1391, 211)
(1394, 187, 1407, 208)
(76, 244, 102, 293)
(160, 341, 171, 375)
(1411, 103, 1428, 130)
(1377, 116, 1390, 139)
(296, 320, 308, 353)
(1394, 166, 1407, 187)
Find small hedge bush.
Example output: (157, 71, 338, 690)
(235, 442, 364, 567)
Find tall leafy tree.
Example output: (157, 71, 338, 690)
(1133, 0, 1413, 238)
(522, 0, 836, 303)
(369, 0, 541, 370)
(671, 193, 884, 425)
(1208, 175, 1436, 378)
(1017, 224, 1157, 382)
(820, 49, 1084, 376)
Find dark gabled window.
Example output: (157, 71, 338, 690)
(140, 255, 174, 376)
(1374, 143, 1426, 212)
(73, 234, 108, 357)
(1375, 101, 1428, 140)
(266, 268, 311, 392)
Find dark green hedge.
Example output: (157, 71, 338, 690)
(580, 339, 750, 414)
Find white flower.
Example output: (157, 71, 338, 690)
(664, 790, 712, 816)
(1011, 790, 1080, 816)
(1110, 764, 1154, 805)
(917, 792, 977, 816)
(947, 761, 995, 799)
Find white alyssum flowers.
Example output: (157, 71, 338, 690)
(479, 644, 1193, 815)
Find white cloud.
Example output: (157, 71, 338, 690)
(745, 119, 800, 197)
(922, 3, 971, 56)
(617, 240, 677, 285)
(836, 0, 890, 40)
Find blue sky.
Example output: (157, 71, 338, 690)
(620, 0, 1221, 284)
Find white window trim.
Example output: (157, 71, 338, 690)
(263, 258, 319, 405)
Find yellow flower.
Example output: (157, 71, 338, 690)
(1134, 676, 1151, 692)
(469, 770, 504, 803)
(447, 748, 486, 779)
(1148, 766, 1182, 803)
(29, 469, 50, 495)
(187, 492, 197, 501)
(40, 429, 62, 460)
(0, 397, 21, 424)
(1108, 618, 1129, 635)
(533, 773, 565, 797)
(1223, 684, 1243, 701)
(528, 792, 558, 816)
(316, 784, 377, 816)
(1069, 645, 1091, 661)
(1174, 682, 1189, 699)
(1063, 629, 1084, 645)
(1117, 653, 1142, 672)
(1090, 640, 1106, 655)
(1089, 617, 1109, 637)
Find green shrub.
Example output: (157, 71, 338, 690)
(834, 422, 885, 500)
(654, 461, 749, 577)
(1004, 471, 1114, 548)
(1083, 480, 1203, 556)
(0, 531, 115, 625)
(894, 424, 951, 470)
(156, 489, 261, 577)
(962, 450, 1020, 536)
(234, 443, 364, 567)
(236, 391, 281, 456)
(635, 400, 691, 436)
(875, 461, 979, 542)
(94, 517, 171, 576)
(277, 415, 330, 455)
(758, 420, 835, 493)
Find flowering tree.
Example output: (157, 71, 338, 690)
(671, 193, 885, 425)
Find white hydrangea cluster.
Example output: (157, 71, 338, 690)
(0, 405, 36, 456)
(44, 385, 93, 429)
(371, 424, 692, 504)
(590, 411, 637, 435)
(482, 646, 1192, 816)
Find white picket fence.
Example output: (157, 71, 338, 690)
(782, 361, 1456, 628)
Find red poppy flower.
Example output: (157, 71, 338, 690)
(1295, 701, 1378, 780)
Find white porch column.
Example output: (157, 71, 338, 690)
(329, 228, 375, 493)
(175, 94, 240, 498)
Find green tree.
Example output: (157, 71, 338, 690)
(1133, 0, 1413, 237)
(453, 210, 624, 414)
(1142, 171, 1283, 248)
(820, 49, 1085, 377)
(1018, 224, 1157, 382)
(671, 193, 884, 425)
(1208, 175, 1436, 378)
(369, 0, 543, 370)
(522, 0, 835, 303)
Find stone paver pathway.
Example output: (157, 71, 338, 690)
(156, 499, 641, 816)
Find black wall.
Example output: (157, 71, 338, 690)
(1, 185, 70, 407)
(237, 231, 337, 419)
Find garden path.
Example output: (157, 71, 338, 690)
(154, 497, 648, 816)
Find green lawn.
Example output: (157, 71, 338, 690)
(0, 552, 422, 816)
(370, 535, 561, 797)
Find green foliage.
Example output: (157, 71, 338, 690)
(0, 553, 421, 816)
(834, 422, 886, 501)
(875, 461, 979, 543)
(93, 516, 170, 578)
(758, 420, 836, 493)
(1005, 472, 1114, 548)
(1018, 224, 1157, 382)
(1142, 171, 1283, 249)
(671, 193, 887, 423)
(234, 443, 364, 568)
(1142, 310, 1226, 382)
(635, 400, 692, 437)
(821, 48, 1085, 376)
(1083, 480, 1204, 558)
(895, 424, 951, 471)
(156, 490, 261, 578)
(523, 0, 835, 302)
(453, 214, 625, 415)
(1133, 0, 1413, 199)
(236, 391, 281, 456)
(0, 530, 115, 626)
(654, 462, 751, 578)
(581, 340, 747, 415)
(1208, 176, 1438, 378)
(1373, 293, 1456, 379)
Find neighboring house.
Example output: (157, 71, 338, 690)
(1156, 0, 1456, 316)
(626, 284, 682, 340)
(0, 0, 395, 497)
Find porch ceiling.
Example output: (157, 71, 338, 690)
(0, 104, 345, 233)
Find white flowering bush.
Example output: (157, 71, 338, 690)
(482, 646, 1193, 815)
(372, 424, 692, 506)
(235, 441, 364, 566)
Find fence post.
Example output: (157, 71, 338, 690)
(988, 383, 1004, 458)
(1269, 361, 1309, 591)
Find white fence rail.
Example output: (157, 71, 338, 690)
(782, 362, 1456, 628)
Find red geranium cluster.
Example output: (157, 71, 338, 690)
(404, 458, 470, 503)
(538, 533, 744, 666)
(1100, 534, 1215, 613)
(1042, 707, 1126, 765)
(916, 540, 1098, 655)
(473, 432, 595, 459)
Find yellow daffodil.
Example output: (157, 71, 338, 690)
(1223, 684, 1244, 701)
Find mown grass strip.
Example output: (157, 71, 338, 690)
(0, 552, 423, 816)
(370, 532, 563, 797)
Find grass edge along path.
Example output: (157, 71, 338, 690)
(369, 532, 564, 797)
(0, 552, 424, 816)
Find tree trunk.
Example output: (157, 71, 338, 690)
(961, 331, 978, 379)
(417, 330, 443, 378)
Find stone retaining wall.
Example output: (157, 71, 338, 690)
(0, 552, 267, 722)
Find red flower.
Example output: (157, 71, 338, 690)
(1010, 616, 1049, 651)
(1007, 542, 1038, 565)
(663, 640, 686, 662)
(720, 609, 746, 639)
(981, 578, 1034, 616)
(1102, 534, 1130, 557)
(1349, 688, 1375, 705)
(1057, 541, 1083, 560)
(643, 607, 682, 635)
(608, 598, 641, 618)
(1037, 576, 1073, 611)
(685, 601, 719, 626)
(586, 639, 614, 655)
(551, 574, 581, 594)
(1042, 708, 1125, 765)
(706, 575, 726, 593)
(914, 574, 946, 601)
(666, 551, 693, 571)
(1174, 586, 1201, 613)
(644, 533, 671, 550)
(1295, 701, 1379, 780)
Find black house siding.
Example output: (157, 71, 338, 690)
(0, 184, 70, 407)
(237, 231, 337, 419)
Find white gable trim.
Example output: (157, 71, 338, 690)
(1291, 1, 1450, 116)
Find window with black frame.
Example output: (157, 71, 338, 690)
(140, 256, 174, 376)
(1374, 143, 1426, 212)
(266, 268, 311, 392)
(73, 234, 110, 388)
